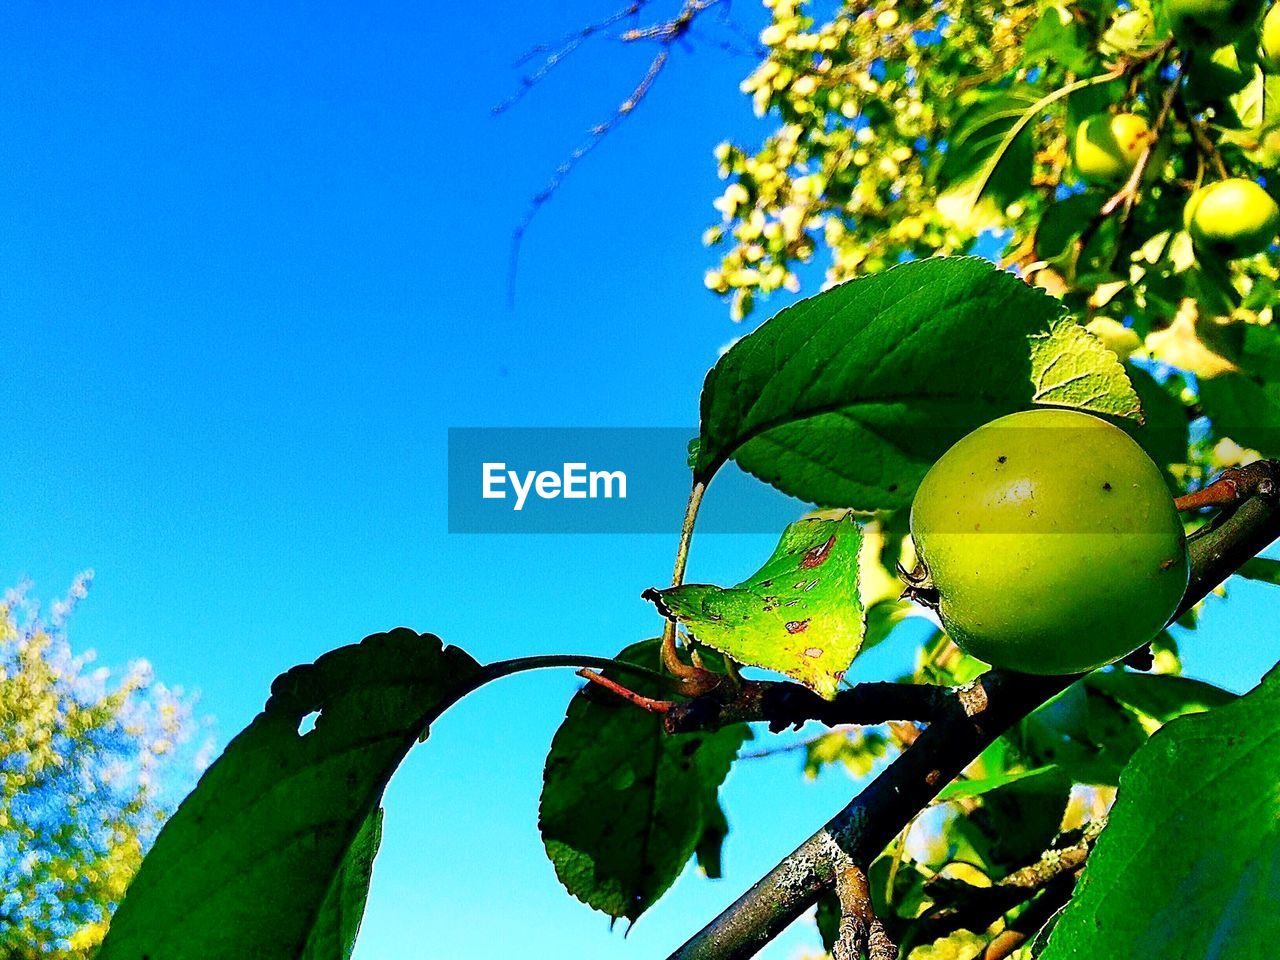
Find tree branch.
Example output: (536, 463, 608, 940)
(667, 462, 1280, 960)
(664, 679, 960, 734)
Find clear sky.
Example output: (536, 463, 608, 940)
(3, 3, 1278, 958)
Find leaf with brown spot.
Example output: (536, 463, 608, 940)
(647, 516, 864, 699)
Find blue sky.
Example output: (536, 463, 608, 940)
(3, 2, 1278, 958)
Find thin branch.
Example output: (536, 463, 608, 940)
(504, 0, 734, 306)
(1173, 92, 1230, 181)
(833, 864, 898, 960)
(659, 480, 710, 681)
(913, 820, 1102, 946)
(1103, 54, 1186, 268)
(577, 667, 675, 713)
(663, 679, 961, 735)
(666, 460, 1280, 960)
(493, 2, 649, 116)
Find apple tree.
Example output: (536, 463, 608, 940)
(82, 2, 1280, 959)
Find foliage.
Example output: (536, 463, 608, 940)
(540, 641, 748, 920)
(59, 2, 1280, 952)
(96, 629, 481, 960)
(1040, 664, 1280, 959)
(706, 0, 1280, 481)
(0, 577, 198, 959)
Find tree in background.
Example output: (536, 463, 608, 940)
(704, 0, 1280, 492)
(0, 576, 201, 958)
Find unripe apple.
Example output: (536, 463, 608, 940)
(1167, 0, 1265, 47)
(1100, 9, 1160, 55)
(909, 409, 1188, 675)
(1183, 178, 1280, 258)
(1262, 1, 1280, 67)
(1073, 113, 1155, 183)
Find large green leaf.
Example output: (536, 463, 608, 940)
(693, 257, 1140, 509)
(647, 516, 863, 698)
(540, 640, 749, 923)
(301, 808, 383, 960)
(1040, 665, 1280, 960)
(97, 630, 482, 960)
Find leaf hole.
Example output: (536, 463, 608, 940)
(298, 710, 321, 737)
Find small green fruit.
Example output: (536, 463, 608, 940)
(1262, 1, 1280, 67)
(909, 409, 1188, 675)
(1100, 9, 1160, 55)
(1167, 0, 1265, 46)
(1184, 178, 1280, 258)
(1073, 113, 1155, 183)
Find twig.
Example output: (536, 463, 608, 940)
(663, 679, 961, 735)
(508, 47, 671, 306)
(666, 460, 1280, 960)
(913, 820, 1102, 946)
(1073, 49, 1182, 269)
(577, 668, 675, 713)
(1103, 54, 1186, 268)
(1175, 462, 1277, 512)
(1173, 92, 1230, 181)
(505, 0, 732, 305)
(493, 2, 649, 116)
(833, 865, 898, 960)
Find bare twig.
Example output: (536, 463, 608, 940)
(577, 668, 676, 713)
(833, 865, 898, 960)
(493, 2, 649, 116)
(504, 0, 734, 305)
(663, 679, 961, 735)
(666, 460, 1280, 960)
(1175, 461, 1278, 512)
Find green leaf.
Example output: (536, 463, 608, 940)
(1022, 4, 1094, 73)
(934, 765, 1060, 803)
(301, 808, 383, 960)
(1237, 556, 1280, 584)
(694, 801, 729, 879)
(1199, 371, 1280, 455)
(647, 516, 863, 698)
(804, 729, 890, 779)
(1121, 365, 1188, 479)
(1040, 665, 1280, 960)
(1013, 682, 1149, 785)
(1084, 670, 1235, 725)
(540, 640, 748, 922)
(693, 257, 1140, 510)
(97, 630, 483, 960)
(948, 767, 1072, 876)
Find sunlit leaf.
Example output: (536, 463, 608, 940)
(694, 258, 1140, 510)
(647, 516, 863, 698)
(1040, 666, 1280, 959)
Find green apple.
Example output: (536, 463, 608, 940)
(1073, 113, 1156, 182)
(909, 409, 1188, 675)
(1262, 1, 1280, 67)
(1184, 178, 1280, 258)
